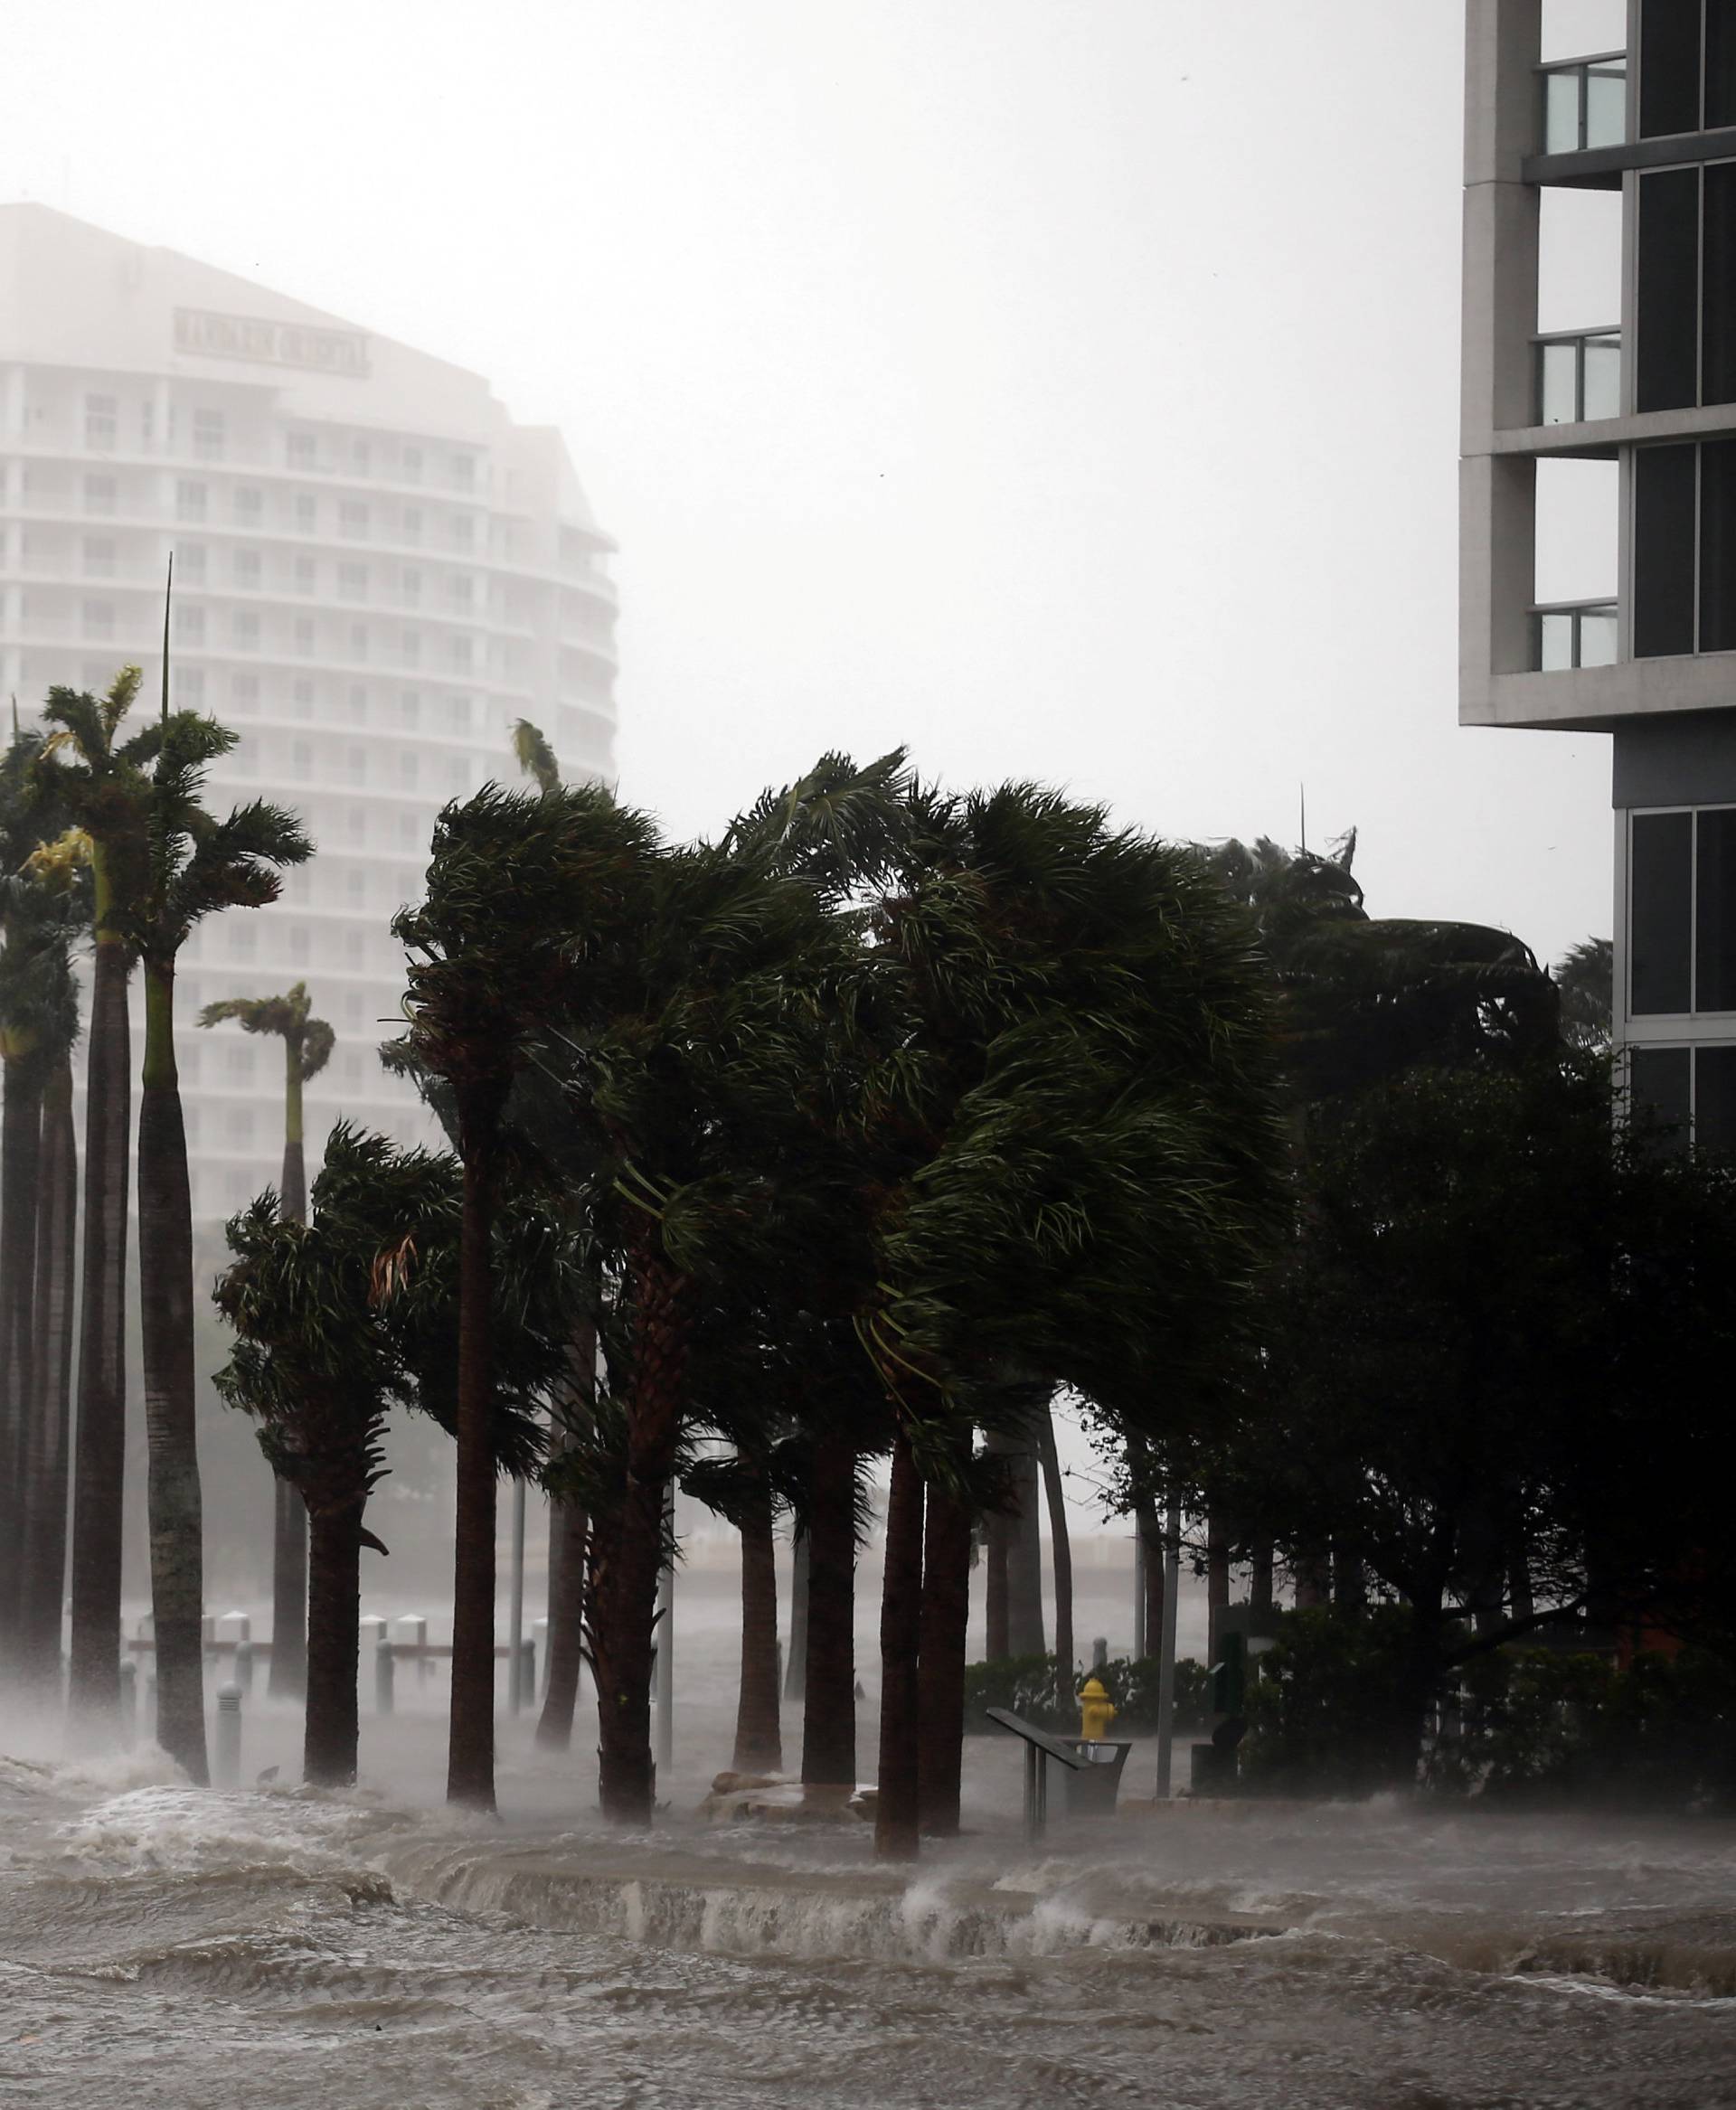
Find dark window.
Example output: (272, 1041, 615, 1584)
(1631, 1045, 1693, 1152)
(1696, 1045, 1736, 1149)
(1703, 164, 1736, 405)
(1697, 806, 1736, 1007)
(1634, 444, 1698, 656)
(1638, 171, 1701, 411)
(1700, 439, 1736, 647)
(1708, 0, 1736, 126)
(1640, 0, 1704, 137)
(1633, 810, 1695, 1013)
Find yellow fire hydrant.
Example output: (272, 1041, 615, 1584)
(1079, 1676, 1117, 1743)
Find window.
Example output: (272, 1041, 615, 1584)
(401, 508, 422, 546)
(1700, 1044, 1736, 1150)
(80, 599, 114, 639)
(451, 453, 476, 491)
(225, 1106, 255, 1150)
(1629, 1043, 1736, 1154)
(447, 757, 468, 793)
(233, 486, 262, 524)
(177, 668, 205, 707)
(347, 685, 367, 724)
(178, 544, 206, 584)
(344, 929, 364, 969)
(401, 629, 420, 665)
(227, 922, 257, 962)
(1634, 443, 1705, 655)
(348, 806, 368, 843)
(230, 674, 259, 713)
(233, 548, 261, 589)
(1639, 0, 1736, 137)
(1630, 805, 1736, 1013)
(401, 750, 420, 789)
(232, 609, 260, 652)
(85, 393, 117, 450)
(291, 678, 315, 719)
(449, 513, 473, 551)
(340, 500, 369, 539)
(1636, 158, 1736, 412)
(443, 694, 472, 736)
(292, 740, 315, 778)
(401, 445, 422, 485)
(82, 537, 116, 578)
(349, 625, 370, 664)
(400, 690, 421, 729)
(401, 569, 421, 607)
(176, 479, 206, 523)
(353, 439, 371, 476)
(294, 494, 317, 534)
(139, 400, 156, 448)
(448, 573, 474, 611)
(288, 923, 310, 966)
(193, 408, 226, 461)
(174, 605, 206, 645)
(347, 747, 367, 786)
(338, 561, 367, 602)
(226, 1043, 255, 1084)
(294, 555, 316, 596)
(449, 635, 473, 671)
(83, 475, 117, 516)
(294, 617, 316, 657)
(287, 431, 316, 470)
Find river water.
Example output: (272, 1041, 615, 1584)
(5, 1703, 1735, 2110)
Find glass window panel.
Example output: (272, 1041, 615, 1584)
(1637, 170, 1700, 411)
(1539, 611, 1573, 671)
(1696, 806, 1736, 1009)
(1703, 164, 1736, 408)
(1545, 69, 1582, 153)
(1541, 341, 1579, 424)
(1701, 438, 1736, 651)
(1695, 1045, 1736, 1152)
(1579, 608, 1618, 665)
(1633, 443, 1698, 658)
(1639, 0, 1703, 137)
(1586, 64, 1627, 146)
(1582, 335, 1622, 419)
(1632, 810, 1694, 1013)
(1630, 1046, 1692, 1154)
(1709, 0, 1736, 126)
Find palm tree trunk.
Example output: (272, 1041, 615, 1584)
(1005, 1437, 1045, 1658)
(800, 1427, 857, 1785)
(1206, 1513, 1231, 1664)
(303, 1485, 363, 1787)
(1038, 1407, 1073, 1687)
(916, 1448, 972, 1835)
(732, 1484, 782, 1773)
(784, 1531, 808, 1700)
(448, 1082, 505, 1811)
(0, 1053, 43, 1674)
(536, 1326, 594, 1754)
(138, 959, 209, 1785)
(69, 929, 132, 1734)
(21, 1056, 77, 1687)
(536, 1495, 588, 1751)
(984, 1505, 1009, 1659)
(589, 1233, 688, 1824)
(873, 1423, 924, 1861)
(1250, 1540, 1275, 1620)
(268, 1080, 308, 1702)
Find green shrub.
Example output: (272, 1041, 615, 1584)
(962, 1653, 1210, 1736)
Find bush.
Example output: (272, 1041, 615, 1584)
(1238, 1604, 1425, 1797)
(962, 1653, 1210, 1736)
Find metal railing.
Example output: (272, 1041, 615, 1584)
(1533, 598, 1618, 671)
(1536, 327, 1621, 424)
(1539, 52, 1627, 153)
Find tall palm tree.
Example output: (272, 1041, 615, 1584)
(1554, 936, 1613, 1052)
(36, 668, 155, 1732)
(394, 781, 657, 1811)
(120, 703, 311, 1783)
(199, 984, 333, 1700)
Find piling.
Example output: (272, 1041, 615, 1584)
(118, 1658, 137, 1748)
(213, 1682, 242, 1789)
(375, 1637, 395, 1715)
(234, 1638, 255, 1697)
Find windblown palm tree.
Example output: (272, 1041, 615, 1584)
(118, 704, 311, 1783)
(35, 668, 155, 1731)
(215, 1126, 555, 1785)
(199, 984, 333, 1700)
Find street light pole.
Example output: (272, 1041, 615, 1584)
(1155, 1499, 1181, 1796)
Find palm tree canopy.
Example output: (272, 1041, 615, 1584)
(33, 670, 156, 933)
(1553, 936, 1613, 1052)
(511, 719, 561, 796)
(199, 980, 335, 1081)
(0, 735, 89, 1076)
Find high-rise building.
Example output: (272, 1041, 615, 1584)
(0, 204, 618, 1223)
(1462, 0, 1736, 1149)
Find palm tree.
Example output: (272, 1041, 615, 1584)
(199, 984, 334, 1700)
(120, 703, 311, 1783)
(36, 669, 155, 1732)
(394, 781, 657, 1811)
(1554, 937, 1613, 1052)
(215, 1126, 552, 1785)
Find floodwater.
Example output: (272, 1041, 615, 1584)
(4, 1578, 1735, 2108)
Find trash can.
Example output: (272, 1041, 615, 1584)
(1062, 1738, 1132, 1815)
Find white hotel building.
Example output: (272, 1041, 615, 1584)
(0, 204, 618, 1227)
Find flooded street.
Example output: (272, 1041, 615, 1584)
(5, 1681, 1735, 2110)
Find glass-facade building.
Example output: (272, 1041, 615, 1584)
(0, 205, 618, 1226)
(1462, 0, 1736, 1150)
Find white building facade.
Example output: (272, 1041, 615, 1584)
(0, 204, 618, 1224)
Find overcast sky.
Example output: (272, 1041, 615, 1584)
(5, 0, 1623, 967)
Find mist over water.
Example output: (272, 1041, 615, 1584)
(5, 1574, 1735, 2109)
